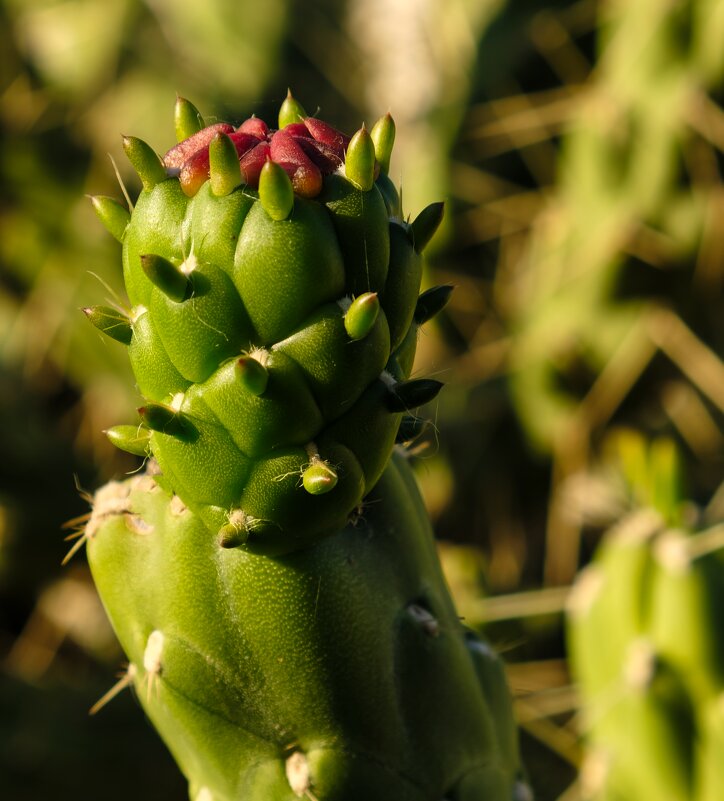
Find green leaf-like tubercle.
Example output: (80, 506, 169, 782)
(370, 113, 395, 176)
(174, 96, 204, 142)
(209, 132, 243, 197)
(140, 254, 192, 303)
(83, 305, 133, 345)
(345, 126, 376, 192)
(258, 160, 294, 220)
(88, 195, 130, 242)
(344, 292, 380, 341)
(122, 136, 167, 191)
(278, 88, 307, 128)
(138, 403, 192, 439)
(302, 459, 339, 495)
(386, 378, 444, 412)
(411, 202, 445, 254)
(105, 424, 151, 456)
(414, 285, 454, 325)
(235, 356, 269, 396)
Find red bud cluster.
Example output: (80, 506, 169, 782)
(164, 115, 351, 198)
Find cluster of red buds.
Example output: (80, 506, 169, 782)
(162, 92, 353, 198)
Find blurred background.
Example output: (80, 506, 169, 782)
(1, 0, 722, 798)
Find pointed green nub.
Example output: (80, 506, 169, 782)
(140, 254, 192, 302)
(414, 284, 454, 325)
(218, 522, 249, 548)
(174, 96, 204, 142)
(105, 425, 152, 456)
(138, 403, 188, 437)
(88, 195, 130, 242)
(83, 305, 133, 345)
(278, 88, 307, 128)
(210, 132, 242, 197)
(236, 356, 269, 396)
(411, 201, 445, 253)
(396, 415, 427, 443)
(386, 378, 444, 412)
(370, 113, 395, 175)
(345, 125, 376, 191)
(344, 292, 380, 340)
(122, 136, 167, 191)
(259, 160, 294, 220)
(302, 460, 339, 496)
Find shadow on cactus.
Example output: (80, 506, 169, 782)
(79, 92, 531, 801)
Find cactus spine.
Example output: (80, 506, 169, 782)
(83, 94, 528, 800)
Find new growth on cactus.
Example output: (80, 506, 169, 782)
(82, 91, 528, 801)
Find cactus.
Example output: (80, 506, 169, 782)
(567, 431, 724, 801)
(81, 94, 529, 800)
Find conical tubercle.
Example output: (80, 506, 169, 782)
(302, 443, 338, 496)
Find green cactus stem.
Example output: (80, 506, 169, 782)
(86, 453, 528, 801)
(83, 95, 527, 801)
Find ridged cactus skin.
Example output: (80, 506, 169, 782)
(85, 96, 528, 800)
(87, 453, 527, 800)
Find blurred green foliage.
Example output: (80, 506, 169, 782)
(1, 0, 722, 799)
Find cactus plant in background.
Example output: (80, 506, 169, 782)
(567, 430, 724, 801)
(81, 94, 529, 801)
